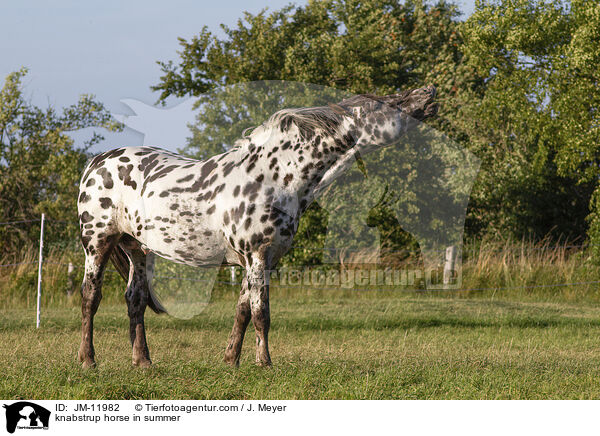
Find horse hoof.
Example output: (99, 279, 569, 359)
(78, 350, 97, 369)
(224, 355, 240, 368)
(223, 350, 240, 368)
(81, 359, 97, 369)
(133, 358, 152, 368)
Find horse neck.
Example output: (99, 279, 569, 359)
(258, 124, 361, 205)
(289, 114, 403, 201)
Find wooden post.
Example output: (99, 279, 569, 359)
(443, 245, 457, 288)
(36, 213, 45, 328)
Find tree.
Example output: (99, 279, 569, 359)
(152, 0, 474, 147)
(152, 0, 477, 265)
(0, 68, 120, 258)
(462, 0, 598, 243)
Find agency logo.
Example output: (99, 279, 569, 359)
(2, 402, 50, 434)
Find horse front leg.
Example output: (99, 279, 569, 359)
(224, 281, 251, 367)
(248, 261, 271, 367)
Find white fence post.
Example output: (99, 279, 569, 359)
(36, 213, 45, 328)
(230, 266, 236, 285)
(443, 245, 457, 288)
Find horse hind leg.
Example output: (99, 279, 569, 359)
(78, 233, 119, 368)
(122, 247, 154, 367)
(224, 280, 251, 367)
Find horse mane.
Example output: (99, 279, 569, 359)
(262, 93, 399, 137)
(231, 93, 390, 151)
(266, 106, 345, 138)
(232, 104, 346, 151)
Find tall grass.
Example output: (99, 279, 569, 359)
(0, 245, 122, 309)
(1, 239, 599, 310)
(459, 238, 600, 301)
(0, 245, 240, 310)
(306, 238, 600, 301)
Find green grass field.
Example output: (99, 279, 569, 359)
(2, 290, 600, 399)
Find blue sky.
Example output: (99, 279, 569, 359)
(1, 0, 475, 150)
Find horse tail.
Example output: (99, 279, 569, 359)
(110, 244, 168, 315)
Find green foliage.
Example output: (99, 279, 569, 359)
(153, 0, 472, 156)
(461, 0, 599, 242)
(153, 0, 463, 99)
(0, 68, 121, 258)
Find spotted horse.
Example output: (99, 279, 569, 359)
(76, 85, 438, 368)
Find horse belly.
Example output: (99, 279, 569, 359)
(135, 213, 226, 267)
